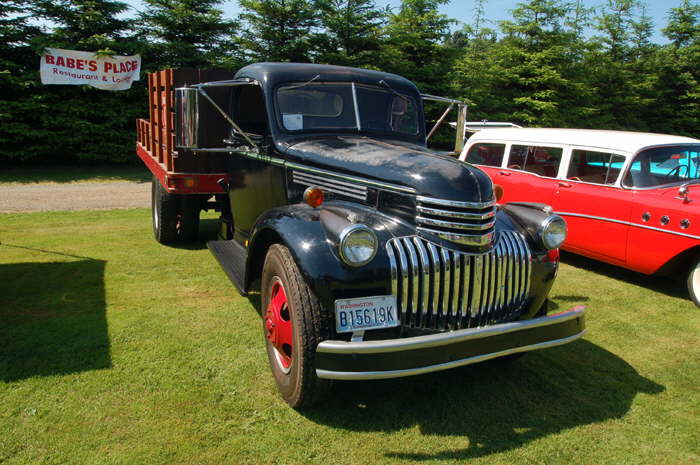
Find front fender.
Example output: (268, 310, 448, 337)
(246, 201, 409, 316)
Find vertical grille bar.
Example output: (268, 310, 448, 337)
(386, 232, 531, 331)
(471, 255, 483, 322)
(451, 251, 462, 326)
(413, 237, 431, 328)
(402, 237, 419, 327)
(427, 242, 442, 329)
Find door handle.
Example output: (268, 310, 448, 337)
(558, 181, 571, 188)
(498, 171, 511, 176)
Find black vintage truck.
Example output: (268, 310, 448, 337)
(137, 63, 586, 408)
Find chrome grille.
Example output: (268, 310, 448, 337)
(292, 170, 367, 201)
(386, 231, 531, 331)
(416, 195, 496, 247)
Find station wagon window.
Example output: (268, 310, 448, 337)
(276, 82, 419, 136)
(623, 145, 700, 188)
(509, 145, 563, 177)
(567, 150, 626, 185)
(466, 143, 506, 167)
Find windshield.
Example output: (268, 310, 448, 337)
(276, 82, 419, 136)
(623, 145, 700, 188)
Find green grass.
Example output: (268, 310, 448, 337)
(0, 164, 151, 185)
(1, 209, 698, 464)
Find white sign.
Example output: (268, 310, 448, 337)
(40, 48, 141, 91)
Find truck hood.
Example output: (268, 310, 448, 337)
(280, 136, 494, 202)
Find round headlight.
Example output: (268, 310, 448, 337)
(539, 215, 567, 250)
(339, 224, 378, 267)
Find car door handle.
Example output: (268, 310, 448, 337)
(498, 171, 511, 176)
(558, 181, 571, 188)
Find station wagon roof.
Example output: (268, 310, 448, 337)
(467, 127, 700, 154)
(234, 62, 419, 95)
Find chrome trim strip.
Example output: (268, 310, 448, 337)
(556, 211, 700, 241)
(416, 205, 497, 220)
(317, 306, 586, 354)
(292, 170, 369, 192)
(416, 216, 496, 231)
(417, 227, 495, 246)
(233, 150, 285, 166)
(316, 330, 586, 380)
(417, 196, 495, 209)
(292, 172, 367, 200)
(286, 161, 416, 194)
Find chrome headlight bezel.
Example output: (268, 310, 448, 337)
(538, 215, 567, 250)
(338, 224, 378, 267)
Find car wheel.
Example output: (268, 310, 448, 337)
(686, 256, 700, 307)
(152, 177, 178, 244)
(177, 196, 201, 242)
(261, 244, 331, 408)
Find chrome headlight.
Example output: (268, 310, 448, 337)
(539, 215, 567, 250)
(338, 224, 378, 267)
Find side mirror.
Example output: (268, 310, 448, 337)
(175, 87, 199, 149)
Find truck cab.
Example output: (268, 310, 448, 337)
(142, 63, 586, 408)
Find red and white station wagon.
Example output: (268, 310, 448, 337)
(459, 127, 700, 306)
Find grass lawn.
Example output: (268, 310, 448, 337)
(0, 164, 151, 185)
(1, 209, 698, 465)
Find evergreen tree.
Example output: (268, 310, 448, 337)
(238, 0, 318, 62)
(455, 0, 593, 127)
(316, 0, 387, 67)
(139, 0, 240, 69)
(584, 0, 653, 130)
(653, 0, 700, 136)
(26, 0, 145, 163)
(381, 0, 454, 94)
(0, 0, 45, 161)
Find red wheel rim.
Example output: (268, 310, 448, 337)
(264, 278, 293, 372)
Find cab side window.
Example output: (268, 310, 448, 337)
(466, 143, 505, 167)
(567, 150, 626, 185)
(232, 85, 268, 136)
(509, 145, 563, 177)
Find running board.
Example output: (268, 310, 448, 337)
(207, 240, 247, 296)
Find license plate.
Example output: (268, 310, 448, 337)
(334, 295, 399, 333)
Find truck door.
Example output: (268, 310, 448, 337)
(227, 84, 287, 242)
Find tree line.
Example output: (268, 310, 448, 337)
(1, 0, 698, 163)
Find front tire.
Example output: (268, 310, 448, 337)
(686, 256, 700, 307)
(261, 244, 331, 408)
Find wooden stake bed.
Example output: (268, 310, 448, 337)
(136, 69, 232, 195)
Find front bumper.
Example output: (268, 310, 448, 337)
(316, 306, 586, 380)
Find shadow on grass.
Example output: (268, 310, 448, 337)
(0, 247, 110, 382)
(303, 339, 663, 461)
(560, 251, 687, 300)
(165, 218, 220, 251)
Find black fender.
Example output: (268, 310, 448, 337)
(245, 201, 414, 316)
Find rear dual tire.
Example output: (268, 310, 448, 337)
(151, 177, 201, 244)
